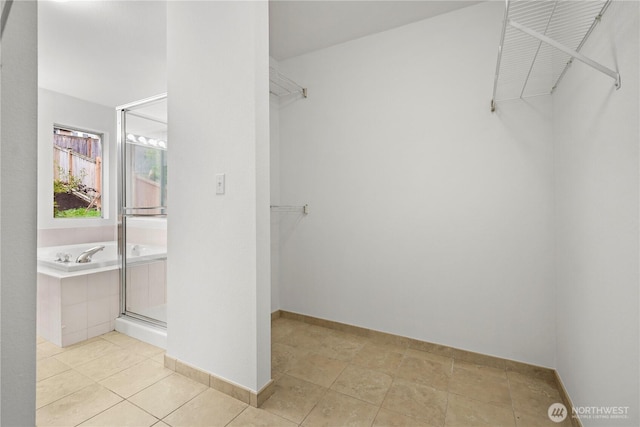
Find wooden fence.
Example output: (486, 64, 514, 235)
(53, 146, 101, 188)
(54, 134, 101, 159)
(134, 175, 162, 209)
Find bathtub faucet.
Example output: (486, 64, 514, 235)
(76, 245, 105, 263)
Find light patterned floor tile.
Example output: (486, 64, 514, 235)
(373, 408, 432, 427)
(381, 380, 447, 425)
(287, 352, 347, 387)
(33, 319, 572, 427)
(352, 342, 405, 376)
(301, 390, 378, 427)
(271, 318, 306, 342)
(508, 371, 563, 418)
(278, 324, 334, 352)
(75, 348, 147, 381)
(162, 388, 246, 427)
(126, 340, 165, 358)
(36, 370, 95, 409)
(101, 331, 141, 347)
(79, 400, 159, 426)
(100, 359, 173, 398)
(129, 373, 208, 419)
(272, 342, 307, 374)
(449, 365, 512, 407)
(453, 359, 507, 380)
(330, 364, 393, 405)
(54, 339, 119, 367)
(261, 374, 327, 424)
(227, 406, 298, 427)
(514, 409, 573, 427)
(312, 332, 366, 362)
(37, 357, 71, 382)
(445, 394, 516, 427)
(396, 352, 452, 391)
(36, 383, 122, 427)
(37, 341, 66, 360)
(151, 351, 166, 364)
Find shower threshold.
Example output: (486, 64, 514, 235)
(115, 315, 167, 349)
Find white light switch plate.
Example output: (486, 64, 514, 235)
(216, 174, 225, 194)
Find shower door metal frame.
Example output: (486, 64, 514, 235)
(116, 93, 168, 328)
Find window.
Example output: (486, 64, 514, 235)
(53, 126, 103, 218)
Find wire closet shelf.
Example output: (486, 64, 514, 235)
(270, 204, 309, 215)
(269, 67, 308, 98)
(491, 0, 619, 112)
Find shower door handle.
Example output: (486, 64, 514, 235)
(122, 206, 167, 217)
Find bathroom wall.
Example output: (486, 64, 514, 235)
(37, 88, 117, 246)
(0, 1, 38, 424)
(277, 2, 556, 367)
(554, 1, 639, 425)
(167, 1, 271, 392)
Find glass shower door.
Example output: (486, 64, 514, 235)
(117, 94, 168, 327)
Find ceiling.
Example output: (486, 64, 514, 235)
(269, 0, 481, 60)
(38, 0, 167, 108)
(38, 0, 479, 107)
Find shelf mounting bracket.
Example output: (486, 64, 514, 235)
(508, 19, 620, 90)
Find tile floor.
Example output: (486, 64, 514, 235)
(36, 318, 571, 426)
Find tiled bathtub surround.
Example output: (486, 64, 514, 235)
(37, 270, 120, 347)
(38, 226, 116, 247)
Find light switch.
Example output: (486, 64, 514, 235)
(216, 174, 225, 195)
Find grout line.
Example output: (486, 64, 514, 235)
(153, 386, 209, 424)
(442, 392, 451, 427)
(71, 397, 124, 427)
(505, 368, 518, 426)
(124, 402, 162, 426)
(37, 380, 97, 413)
(298, 380, 330, 426)
(223, 405, 250, 427)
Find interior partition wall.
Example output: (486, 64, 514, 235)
(116, 94, 168, 327)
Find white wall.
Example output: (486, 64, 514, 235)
(37, 89, 117, 245)
(270, 58, 281, 313)
(167, 1, 271, 392)
(270, 100, 281, 312)
(277, 2, 556, 367)
(0, 1, 38, 424)
(554, 1, 639, 425)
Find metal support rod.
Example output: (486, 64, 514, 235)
(491, 0, 511, 112)
(270, 204, 309, 214)
(270, 67, 308, 99)
(519, 1, 558, 98)
(551, 0, 612, 93)
(508, 19, 620, 89)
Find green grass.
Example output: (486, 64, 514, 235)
(55, 208, 101, 218)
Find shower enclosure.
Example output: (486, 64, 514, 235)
(117, 94, 167, 327)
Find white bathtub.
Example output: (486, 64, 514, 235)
(38, 241, 166, 273)
(37, 240, 167, 347)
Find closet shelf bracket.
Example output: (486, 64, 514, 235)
(269, 67, 308, 99)
(490, 0, 618, 112)
(508, 19, 620, 89)
(271, 204, 309, 215)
